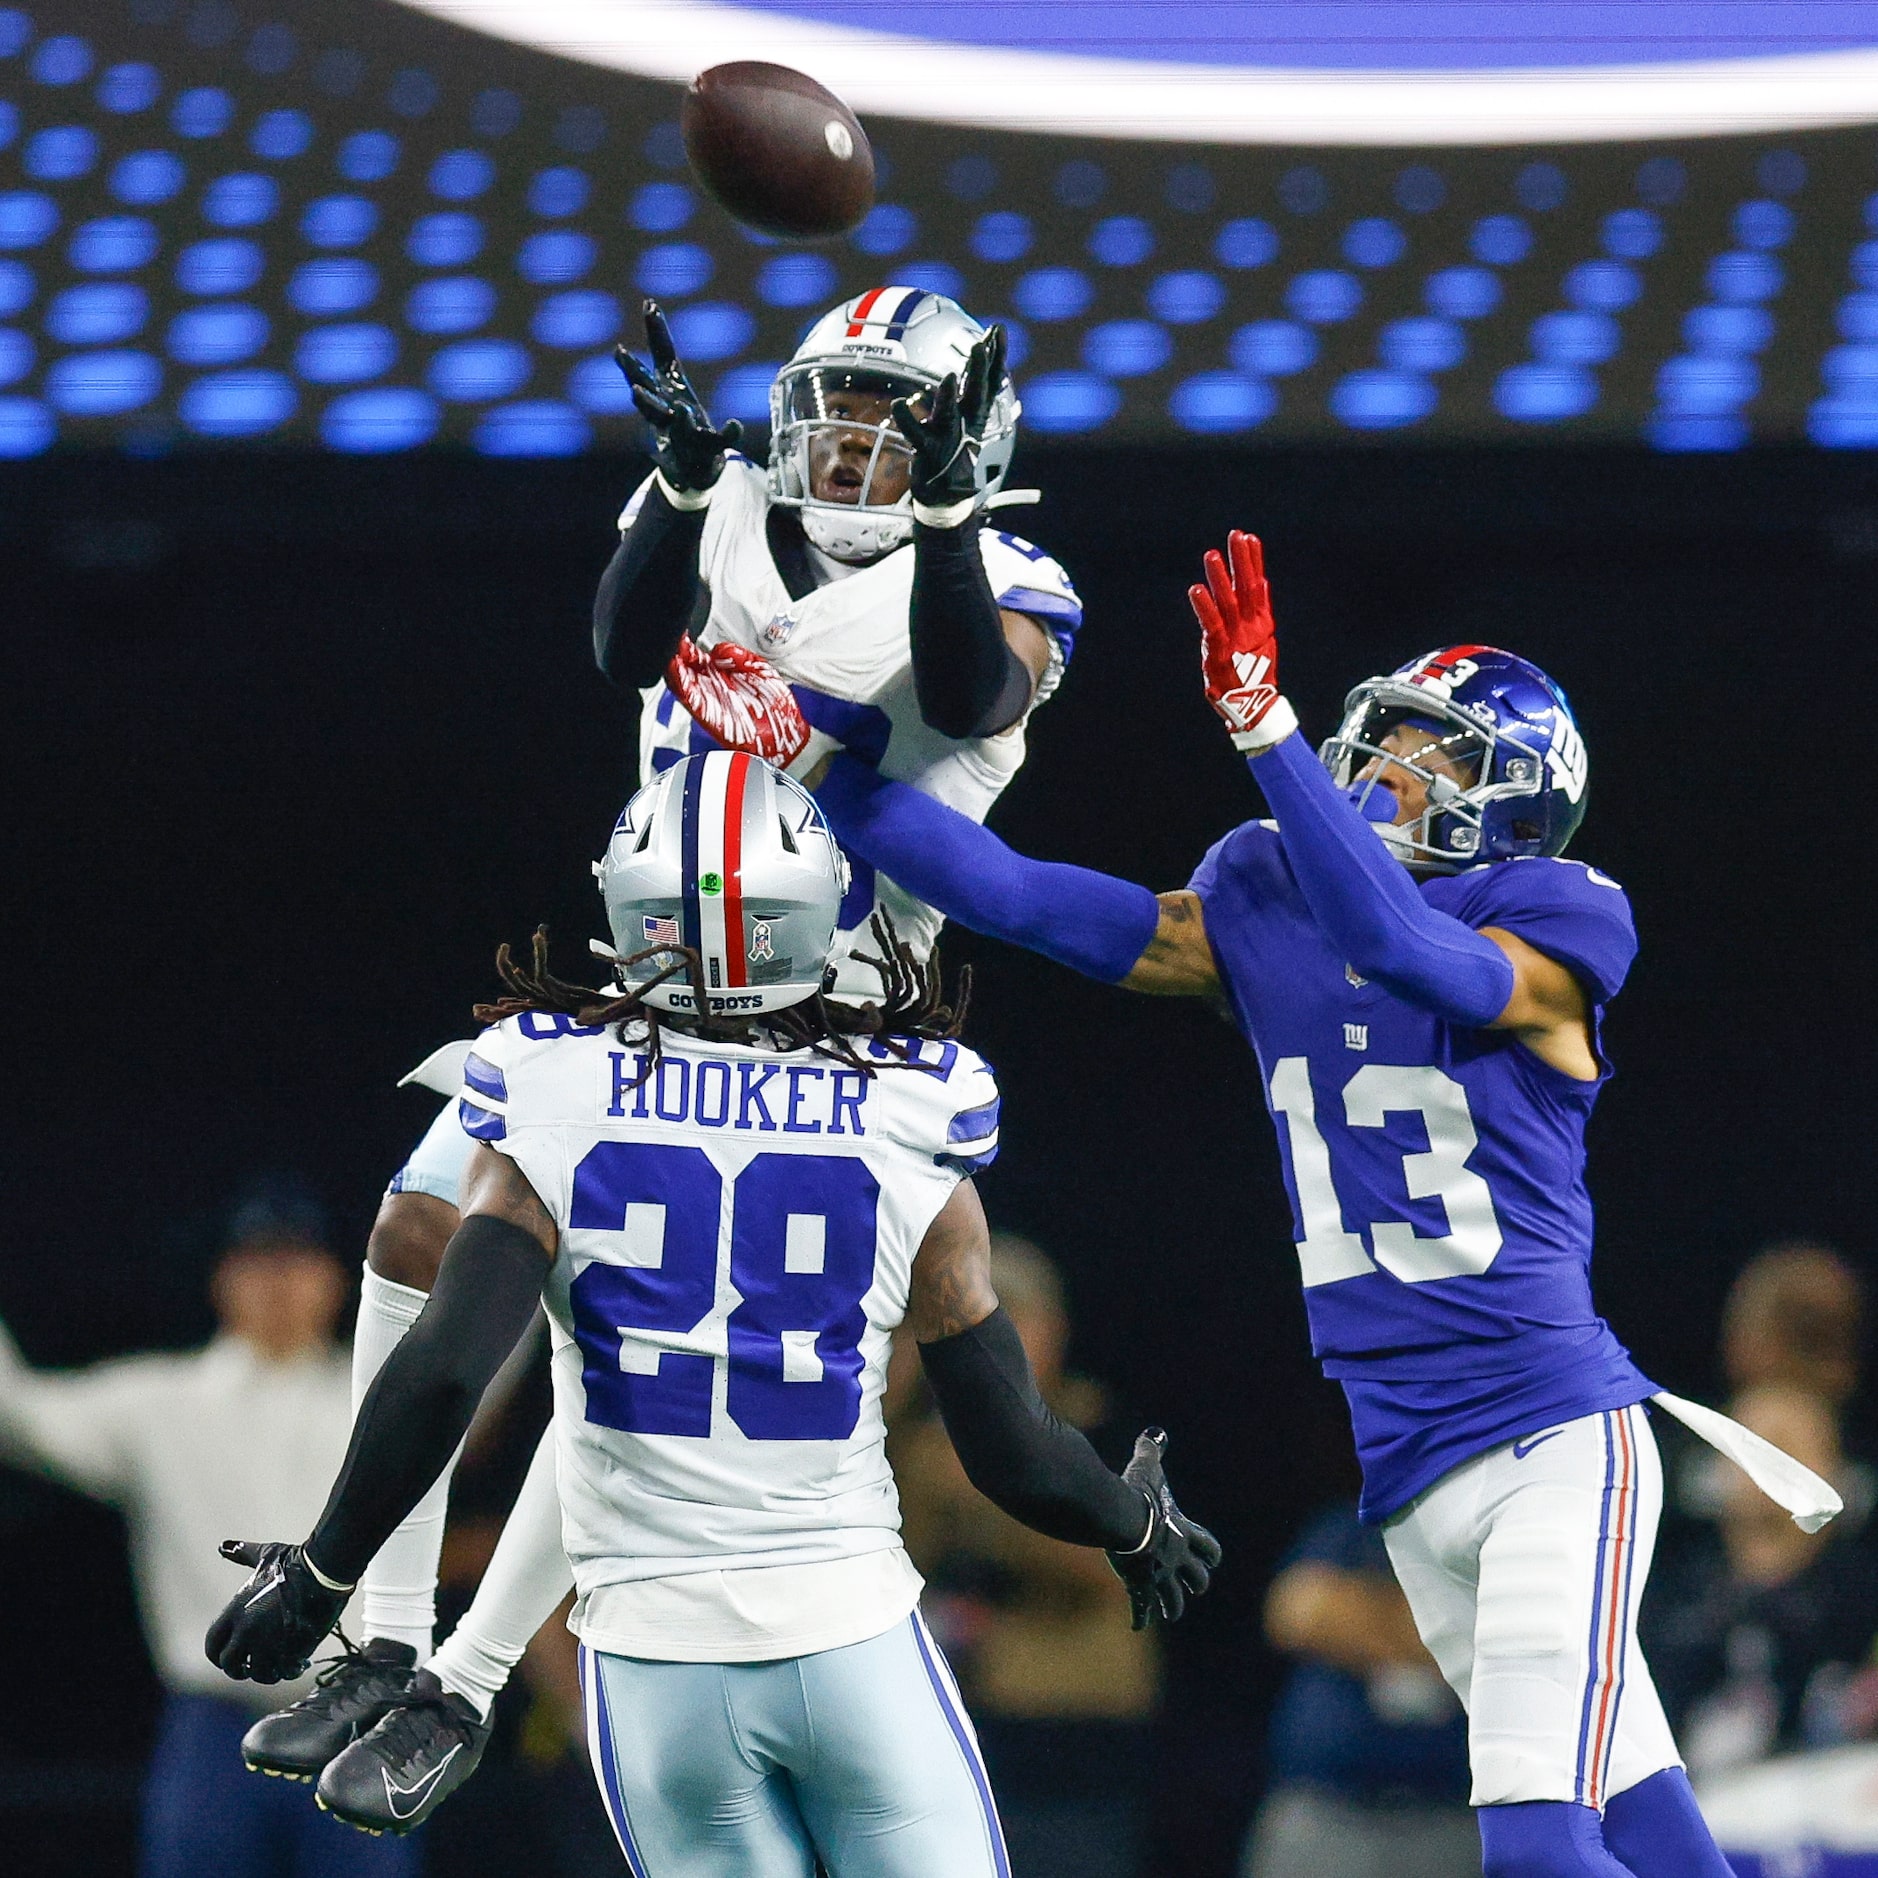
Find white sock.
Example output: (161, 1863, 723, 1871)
(430, 1428, 574, 1719)
(352, 1267, 460, 1661)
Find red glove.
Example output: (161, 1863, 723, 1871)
(1188, 530, 1298, 753)
(665, 636, 811, 767)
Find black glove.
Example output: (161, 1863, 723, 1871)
(890, 324, 1007, 514)
(613, 299, 743, 496)
(205, 1540, 350, 1684)
(1105, 1429, 1223, 1630)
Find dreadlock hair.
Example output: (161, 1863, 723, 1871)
(472, 911, 970, 1087)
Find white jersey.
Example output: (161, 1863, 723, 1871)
(624, 458, 1082, 995)
(459, 1010, 1001, 1658)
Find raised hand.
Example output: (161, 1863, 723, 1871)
(890, 324, 1007, 516)
(1106, 1430, 1223, 1630)
(205, 1539, 349, 1684)
(614, 300, 743, 497)
(666, 635, 812, 767)
(1190, 529, 1296, 752)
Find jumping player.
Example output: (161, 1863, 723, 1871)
(233, 288, 1085, 1812)
(205, 753, 1217, 1874)
(682, 532, 1838, 1877)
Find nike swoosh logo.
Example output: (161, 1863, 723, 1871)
(1513, 1429, 1566, 1460)
(243, 1562, 284, 1608)
(382, 1744, 460, 1820)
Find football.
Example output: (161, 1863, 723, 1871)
(681, 61, 876, 239)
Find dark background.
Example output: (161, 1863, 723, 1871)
(4, 439, 1876, 1873)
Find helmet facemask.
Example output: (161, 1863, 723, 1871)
(769, 362, 928, 563)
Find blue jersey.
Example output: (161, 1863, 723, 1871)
(1189, 821, 1653, 1522)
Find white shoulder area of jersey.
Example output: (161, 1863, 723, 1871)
(458, 1013, 615, 1140)
(398, 1038, 476, 1095)
(1503, 854, 1627, 893)
(858, 1036, 1001, 1176)
(976, 527, 1083, 630)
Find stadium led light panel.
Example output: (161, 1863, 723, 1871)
(6, 0, 1878, 456)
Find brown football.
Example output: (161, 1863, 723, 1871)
(681, 62, 875, 239)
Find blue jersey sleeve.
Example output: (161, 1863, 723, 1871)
(1445, 858, 1638, 1005)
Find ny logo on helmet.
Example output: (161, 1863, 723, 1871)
(1545, 715, 1588, 803)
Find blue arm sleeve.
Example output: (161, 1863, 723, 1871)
(1246, 732, 1516, 1028)
(816, 756, 1161, 984)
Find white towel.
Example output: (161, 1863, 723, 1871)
(1652, 1391, 1844, 1533)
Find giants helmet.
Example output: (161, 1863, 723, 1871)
(1320, 645, 1589, 873)
(768, 286, 1020, 563)
(596, 752, 849, 1017)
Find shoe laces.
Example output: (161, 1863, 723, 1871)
(301, 1629, 398, 1706)
(370, 1683, 478, 1774)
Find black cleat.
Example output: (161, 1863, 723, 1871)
(240, 1638, 420, 1782)
(315, 1670, 492, 1835)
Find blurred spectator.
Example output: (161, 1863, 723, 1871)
(1241, 1501, 1474, 1878)
(889, 1233, 1156, 1878)
(0, 1180, 416, 1878)
(1645, 1384, 1878, 1778)
(1721, 1242, 1865, 1406)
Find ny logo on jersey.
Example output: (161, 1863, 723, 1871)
(1545, 714, 1588, 803)
(749, 920, 775, 963)
(1343, 1023, 1369, 1052)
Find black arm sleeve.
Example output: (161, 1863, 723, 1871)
(908, 519, 1036, 739)
(592, 480, 709, 690)
(918, 1306, 1149, 1550)
(305, 1215, 548, 1586)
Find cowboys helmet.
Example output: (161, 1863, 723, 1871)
(1321, 645, 1589, 873)
(768, 287, 1020, 563)
(597, 752, 850, 1017)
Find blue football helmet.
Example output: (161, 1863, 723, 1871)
(1320, 644, 1588, 873)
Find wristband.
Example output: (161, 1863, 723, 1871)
(653, 468, 715, 513)
(1227, 696, 1299, 754)
(911, 493, 977, 529)
(302, 1550, 355, 1594)
(1114, 1488, 1158, 1555)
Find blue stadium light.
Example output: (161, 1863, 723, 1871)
(1686, 304, 1774, 353)
(643, 121, 686, 169)
(473, 89, 524, 138)
(1648, 414, 1747, 451)
(1147, 271, 1225, 324)
(1331, 369, 1436, 429)
(1733, 200, 1795, 251)
(111, 151, 187, 206)
(1837, 293, 1878, 343)
(47, 281, 148, 344)
(567, 351, 636, 414)
(667, 301, 755, 362)
(172, 88, 234, 139)
(429, 337, 532, 400)
(530, 167, 590, 218)
(894, 260, 967, 301)
(0, 193, 58, 251)
(1470, 216, 1532, 266)
(1425, 267, 1501, 319)
(246, 24, 297, 79)
(313, 49, 368, 99)
(1014, 268, 1093, 322)
(1395, 166, 1446, 214)
(388, 69, 441, 119)
(1055, 161, 1106, 210)
(1706, 251, 1783, 303)
(97, 63, 161, 114)
(289, 258, 378, 315)
(0, 259, 32, 315)
(853, 205, 916, 256)
(1279, 168, 1329, 216)
(46, 349, 161, 415)
(32, 36, 94, 87)
(756, 253, 836, 308)
(710, 360, 782, 425)
(405, 276, 495, 335)
(1758, 149, 1806, 196)
(629, 182, 694, 233)
(203, 174, 279, 229)
(1285, 270, 1363, 324)
(320, 387, 440, 452)
(473, 400, 590, 455)
(0, 100, 13, 150)
(1229, 319, 1318, 376)
(634, 242, 713, 299)
(1166, 163, 1215, 214)
(178, 367, 296, 436)
(168, 302, 269, 365)
(1515, 163, 1568, 212)
(554, 107, 606, 156)
(25, 127, 99, 182)
(1822, 345, 1878, 399)
(1635, 156, 1685, 207)
(1601, 209, 1662, 260)
(519, 229, 598, 286)
(177, 238, 263, 295)
(408, 214, 483, 267)
(0, 328, 34, 385)
(1854, 239, 1878, 289)
(1531, 310, 1620, 365)
(1564, 260, 1642, 311)
(1380, 316, 1466, 372)
(1215, 219, 1279, 270)
(1342, 218, 1406, 269)
(337, 131, 400, 183)
(1494, 363, 1597, 422)
(946, 156, 997, 202)
(70, 217, 160, 272)
(428, 150, 496, 202)
(1089, 217, 1155, 268)
(0, 397, 55, 457)
(1656, 355, 1758, 414)
(296, 323, 398, 385)
(302, 197, 378, 249)
(991, 318, 1029, 368)
(970, 213, 1032, 265)
(1169, 371, 1274, 434)
(1082, 320, 1172, 377)
(1023, 370, 1120, 433)
(530, 290, 621, 348)
(251, 109, 314, 160)
(0, 12, 32, 59)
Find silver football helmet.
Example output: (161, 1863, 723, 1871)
(768, 287, 1021, 563)
(596, 752, 850, 1017)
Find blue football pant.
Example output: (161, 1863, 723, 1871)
(580, 1616, 1011, 1878)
